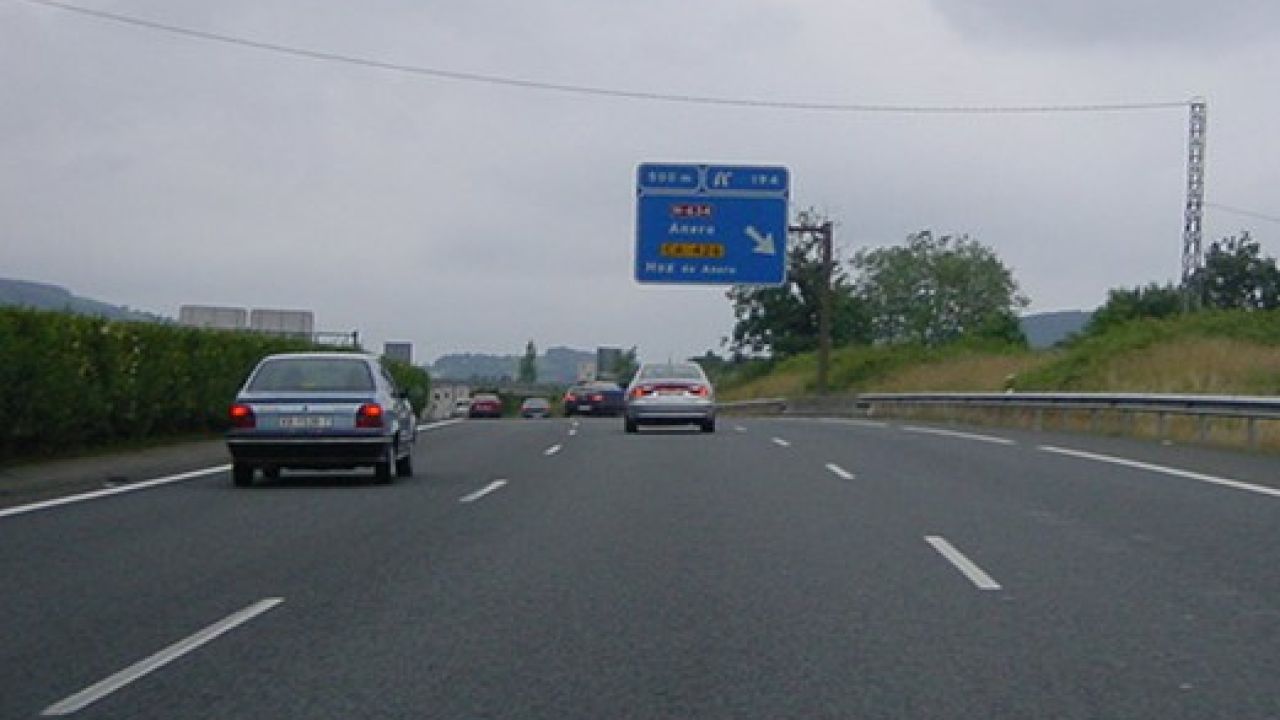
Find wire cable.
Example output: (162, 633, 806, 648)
(20, 0, 1192, 115)
(1206, 203, 1280, 225)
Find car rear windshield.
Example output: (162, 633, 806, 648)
(523, 398, 549, 408)
(637, 364, 704, 380)
(248, 358, 375, 392)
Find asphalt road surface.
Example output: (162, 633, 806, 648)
(2, 417, 1278, 719)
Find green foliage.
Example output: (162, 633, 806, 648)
(0, 308, 314, 463)
(726, 209, 871, 357)
(1193, 231, 1280, 310)
(851, 230, 1028, 346)
(1015, 309, 1280, 390)
(518, 340, 538, 384)
(382, 358, 432, 416)
(1084, 282, 1183, 336)
(616, 346, 640, 386)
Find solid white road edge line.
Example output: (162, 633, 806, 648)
(0, 465, 232, 521)
(733, 425, 747, 433)
(812, 417, 890, 428)
(544, 444, 563, 456)
(415, 418, 464, 432)
(825, 463, 855, 480)
(771, 437, 791, 447)
(42, 597, 285, 716)
(1039, 445, 1280, 499)
(903, 425, 1015, 445)
(459, 480, 509, 504)
(924, 536, 1002, 590)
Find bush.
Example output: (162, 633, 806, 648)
(0, 308, 316, 463)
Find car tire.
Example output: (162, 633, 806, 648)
(624, 418, 638, 433)
(374, 445, 395, 485)
(701, 418, 716, 434)
(395, 447, 414, 478)
(232, 462, 254, 487)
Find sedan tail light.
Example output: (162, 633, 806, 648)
(229, 403, 255, 429)
(590, 394, 603, 402)
(356, 403, 384, 428)
(630, 385, 652, 399)
(691, 385, 710, 397)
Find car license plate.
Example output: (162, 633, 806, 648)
(279, 416, 332, 429)
(658, 389, 683, 396)
(578, 405, 592, 412)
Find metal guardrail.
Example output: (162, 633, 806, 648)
(720, 392, 1280, 448)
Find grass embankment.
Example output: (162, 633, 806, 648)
(717, 310, 1280, 450)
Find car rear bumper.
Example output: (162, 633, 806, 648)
(226, 436, 391, 468)
(627, 400, 716, 423)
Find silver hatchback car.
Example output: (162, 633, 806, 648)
(225, 352, 417, 486)
(624, 362, 716, 433)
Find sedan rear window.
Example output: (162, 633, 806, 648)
(248, 358, 375, 392)
(638, 364, 704, 380)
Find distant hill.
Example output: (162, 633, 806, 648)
(1020, 310, 1092, 348)
(0, 277, 165, 323)
(429, 346, 594, 384)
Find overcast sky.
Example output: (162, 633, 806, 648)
(3, 0, 1278, 363)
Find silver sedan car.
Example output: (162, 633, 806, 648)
(225, 352, 417, 486)
(624, 362, 716, 433)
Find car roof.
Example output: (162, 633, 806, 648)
(260, 352, 378, 363)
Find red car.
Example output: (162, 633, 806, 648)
(467, 393, 503, 418)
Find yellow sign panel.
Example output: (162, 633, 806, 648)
(660, 243, 726, 259)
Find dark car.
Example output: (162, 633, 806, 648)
(563, 381, 625, 417)
(520, 397, 551, 418)
(468, 393, 503, 418)
(225, 352, 417, 486)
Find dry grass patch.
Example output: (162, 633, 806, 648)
(1092, 338, 1280, 394)
(869, 353, 1054, 393)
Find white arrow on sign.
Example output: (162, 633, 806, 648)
(745, 225, 776, 255)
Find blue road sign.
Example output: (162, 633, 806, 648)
(635, 163, 789, 285)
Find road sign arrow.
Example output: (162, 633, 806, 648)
(745, 225, 776, 255)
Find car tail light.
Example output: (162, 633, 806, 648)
(565, 393, 577, 402)
(691, 385, 710, 397)
(630, 385, 652, 399)
(356, 403, 384, 428)
(590, 394, 603, 402)
(229, 403, 255, 429)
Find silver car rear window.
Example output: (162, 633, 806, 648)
(637, 364, 703, 380)
(248, 358, 375, 392)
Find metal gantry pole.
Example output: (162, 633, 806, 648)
(1182, 98, 1207, 310)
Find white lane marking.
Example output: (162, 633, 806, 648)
(416, 418, 464, 432)
(42, 598, 284, 716)
(568, 428, 578, 437)
(924, 536, 1002, 590)
(825, 463, 855, 480)
(770, 437, 791, 447)
(458, 480, 508, 504)
(733, 425, 747, 433)
(1039, 445, 1280, 499)
(0, 465, 231, 521)
(544, 444, 563, 456)
(903, 425, 1015, 445)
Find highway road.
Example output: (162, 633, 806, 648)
(2, 416, 1278, 719)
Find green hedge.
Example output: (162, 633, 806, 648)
(0, 308, 317, 463)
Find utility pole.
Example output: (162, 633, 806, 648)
(789, 219, 835, 394)
(1181, 98, 1207, 310)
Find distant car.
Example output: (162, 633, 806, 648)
(520, 397, 551, 418)
(624, 362, 716, 433)
(563, 381, 625, 417)
(468, 393, 503, 418)
(225, 352, 417, 486)
(450, 398, 472, 418)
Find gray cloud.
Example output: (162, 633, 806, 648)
(929, 0, 1280, 48)
(2, 1, 1277, 363)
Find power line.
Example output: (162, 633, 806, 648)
(1206, 202, 1280, 225)
(20, 0, 1192, 115)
